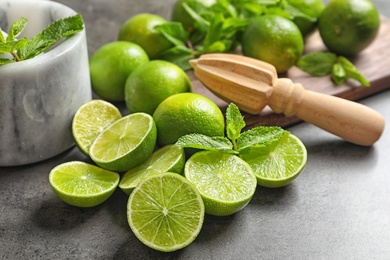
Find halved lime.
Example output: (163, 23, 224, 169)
(49, 161, 120, 207)
(119, 145, 185, 194)
(72, 99, 122, 155)
(184, 151, 257, 216)
(240, 133, 307, 188)
(127, 172, 204, 252)
(90, 113, 157, 172)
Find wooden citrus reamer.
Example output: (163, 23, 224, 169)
(190, 53, 385, 146)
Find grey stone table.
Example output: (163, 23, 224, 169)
(1, 0, 390, 259)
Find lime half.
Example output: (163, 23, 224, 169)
(240, 133, 307, 188)
(72, 99, 122, 155)
(49, 161, 120, 207)
(90, 113, 157, 172)
(185, 151, 257, 216)
(119, 145, 185, 194)
(127, 173, 205, 252)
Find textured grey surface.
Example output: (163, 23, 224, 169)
(1, 0, 390, 259)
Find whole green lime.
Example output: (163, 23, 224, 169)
(241, 15, 304, 74)
(286, 0, 324, 37)
(153, 93, 225, 146)
(318, 0, 380, 56)
(125, 60, 192, 115)
(118, 13, 173, 59)
(89, 41, 149, 101)
(171, 0, 217, 32)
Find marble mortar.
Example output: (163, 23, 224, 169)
(0, 0, 92, 166)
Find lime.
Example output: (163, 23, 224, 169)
(72, 99, 122, 156)
(119, 145, 186, 194)
(185, 151, 257, 216)
(171, 0, 217, 32)
(89, 41, 149, 101)
(127, 172, 204, 252)
(49, 161, 120, 208)
(241, 14, 304, 74)
(318, 0, 380, 56)
(286, 0, 324, 37)
(118, 13, 173, 59)
(125, 60, 192, 115)
(153, 93, 225, 146)
(89, 113, 157, 172)
(240, 133, 307, 188)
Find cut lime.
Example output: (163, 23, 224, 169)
(119, 145, 185, 194)
(184, 151, 257, 216)
(90, 113, 157, 172)
(127, 172, 205, 252)
(240, 133, 307, 188)
(72, 99, 122, 155)
(49, 161, 120, 207)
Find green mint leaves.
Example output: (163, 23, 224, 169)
(0, 14, 84, 65)
(296, 52, 370, 87)
(176, 103, 287, 155)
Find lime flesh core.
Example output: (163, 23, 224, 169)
(72, 99, 122, 156)
(49, 161, 120, 208)
(240, 133, 307, 188)
(185, 151, 257, 216)
(119, 144, 186, 194)
(127, 173, 205, 252)
(90, 113, 157, 172)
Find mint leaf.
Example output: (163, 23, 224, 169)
(281, 0, 316, 22)
(237, 126, 286, 153)
(0, 30, 5, 43)
(7, 17, 27, 42)
(18, 14, 84, 60)
(296, 52, 338, 76)
(154, 22, 195, 70)
(338, 56, 370, 87)
(226, 103, 246, 143)
(0, 37, 28, 54)
(182, 2, 210, 32)
(0, 58, 15, 65)
(175, 133, 237, 154)
(155, 45, 195, 70)
(155, 22, 189, 47)
(331, 62, 346, 85)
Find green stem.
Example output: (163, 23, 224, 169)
(232, 139, 238, 152)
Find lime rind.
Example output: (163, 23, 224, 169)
(72, 99, 122, 155)
(49, 161, 120, 207)
(89, 113, 157, 172)
(127, 172, 205, 252)
(119, 144, 185, 194)
(185, 151, 257, 216)
(241, 133, 307, 188)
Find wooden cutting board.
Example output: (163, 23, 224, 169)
(189, 15, 390, 128)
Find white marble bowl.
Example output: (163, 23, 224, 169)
(0, 0, 91, 166)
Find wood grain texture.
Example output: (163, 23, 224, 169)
(189, 15, 390, 129)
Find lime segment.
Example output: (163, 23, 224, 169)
(90, 113, 157, 172)
(185, 151, 257, 216)
(49, 161, 120, 207)
(240, 133, 307, 188)
(127, 173, 204, 252)
(119, 145, 185, 194)
(72, 99, 122, 155)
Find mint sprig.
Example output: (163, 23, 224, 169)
(297, 52, 370, 87)
(175, 103, 287, 155)
(0, 14, 84, 65)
